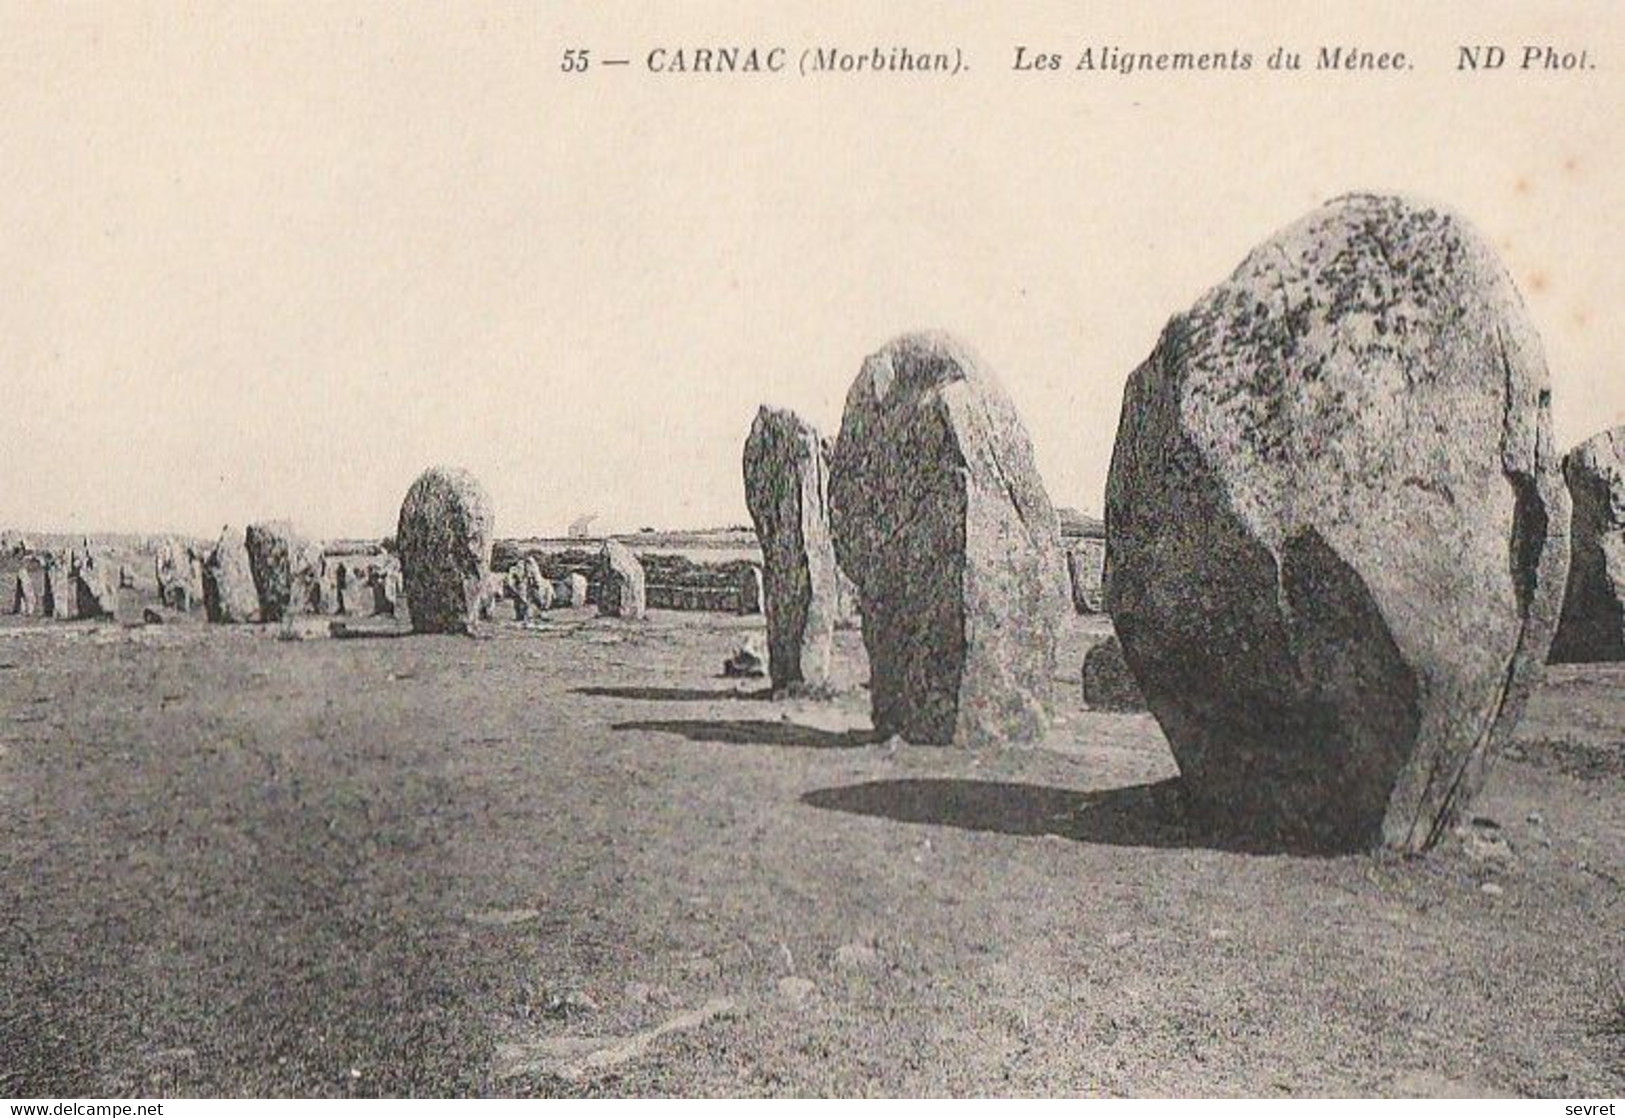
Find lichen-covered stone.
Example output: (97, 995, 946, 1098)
(396, 466, 495, 635)
(1550, 426, 1625, 662)
(1105, 194, 1570, 852)
(830, 331, 1066, 746)
(743, 406, 838, 691)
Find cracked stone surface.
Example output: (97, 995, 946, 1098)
(830, 331, 1067, 747)
(1105, 193, 1570, 852)
(1551, 425, 1625, 662)
(396, 466, 494, 635)
(743, 405, 838, 692)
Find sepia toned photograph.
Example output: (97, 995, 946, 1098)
(0, 0, 1620, 1103)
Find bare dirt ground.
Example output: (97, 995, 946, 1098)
(0, 609, 1619, 1098)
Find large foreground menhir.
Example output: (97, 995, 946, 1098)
(1104, 194, 1571, 853)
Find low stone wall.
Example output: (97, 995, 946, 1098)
(494, 542, 764, 615)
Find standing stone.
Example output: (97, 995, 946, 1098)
(1081, 635, 1145, 712)
(1064, 539, 1107, 614)
(1105, 194, 1570, 853)
(553, 572, 589, 608)
(505, 556, 554, 619)
(597, 539, 646, 619)
(1550, 426, 1625, 662)
(743, 406, 839, 692)
(477, 572, 508, 622)
(156, 539, 204, 612)
(12, 566, 36, 615)
(71, 549, 118, 619)
(504, 562, 527, 617)
(188, 549, 207, 606)
(41, 556, 71, 619)
(336, 562, 370, 617)
(396, 466, 494, 634)
(245, 521, 325, 621)
(738, 563, 764, 615)
(310, 556, 341, 616)
(203, 525, 261, 623)
(377, 563, 402, 616)
(829, 331, 1066, 746)
(531, 572, 555, 613)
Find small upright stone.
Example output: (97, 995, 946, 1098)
(743, 406, 839, 692)
(71, 549, 118, 619)
(203, 526, 260, 623)
(396, 466, 495, 635)
(336, 561, 374, 617)
(477, 572, 508, 622)
(1081, 635, 1145, 712)
(506, 556, 554, 619)
(1550, 426, 1625, 662)
(154, 541, 193, 610)
(12, 565, 37, 615)
(597, 540, 646, 619)
(553, 572, 589, 608)
(310, 557, 340, 616)
(43, 556, 75, 619)
(738, 563, 764, 615)
(376, 563, 403, 617)
(1064, 540, 1107, 614)
(829, 331, 1066, 746)
(1105, 194, 1570, 852)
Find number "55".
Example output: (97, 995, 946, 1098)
(561, 48, 591, 72)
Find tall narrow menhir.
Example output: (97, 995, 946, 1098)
(829, 332, 1067, 746)
(743, 406, 839, 693)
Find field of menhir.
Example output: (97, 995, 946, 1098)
(1, 194, 1620, 1098)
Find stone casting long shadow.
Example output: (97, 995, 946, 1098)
(614, 719, 875, 749)
(801, 777, 1347, 855)
(575, 685, 773, 702)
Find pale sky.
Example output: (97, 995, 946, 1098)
(1, 1, 1619, 539)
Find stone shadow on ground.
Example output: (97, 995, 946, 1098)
(801, 777, 1351, 856)
(328, 626, 412, 641)
(614, 718, 876, 749)
(575, 685, 774, 702)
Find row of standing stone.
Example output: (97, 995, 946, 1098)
(8, 529, 399, 623)
(739, 192, 1611, 855)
